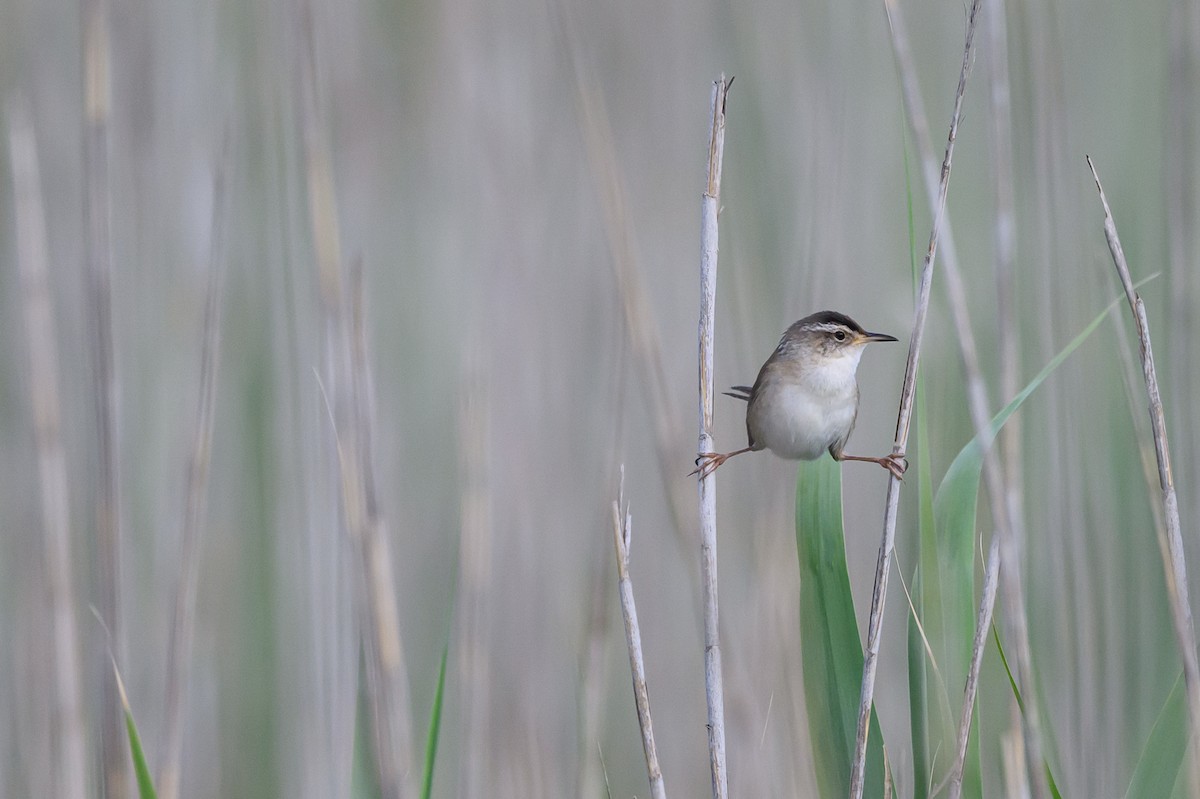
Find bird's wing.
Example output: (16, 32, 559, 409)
(827, 384, 861, 459)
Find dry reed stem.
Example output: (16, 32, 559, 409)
(698, 74, 732, 799)
(981, 4, 1042, 784)
(851, 3, 982, 796)
(947, 537, 1000, 799)
(350, 260, 416, 799)
(457, 356, 493, 799)
(10, 102, 88, 799)
(1087, 155, 1200, 798)
(984, 0, 1023, 519)
(981, 2, 1043, 782)
(296, 3, 414, 792)
(158, 143, 229, 799)
(612, 477, 667, 799)
(885, 0, 1046, 793)
(1000, 730, 1027, 798)
(290, 13, 364, 793)
(82, 0, 127, 793)
(1111, 311, 1168, 536)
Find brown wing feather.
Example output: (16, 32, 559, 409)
(742, 358, 780, 451)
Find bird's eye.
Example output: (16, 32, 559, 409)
(834, 330, 847, 341)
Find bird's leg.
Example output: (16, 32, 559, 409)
(690, 447, 753, 479)
(835, 452, 908, 480)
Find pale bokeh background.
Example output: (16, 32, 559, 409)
(0, 0, 1195, 795)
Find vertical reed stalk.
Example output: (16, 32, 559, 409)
(697, 74, 732, 799)
(457, 357, 492, 798)
(11, 102, 88, 799)
(885, 0, 1046, 793)
(851, 4, 982, 795)
(349, 260, 415, 799)
(158, 147, 229, 799)
(948, 538, 1001, 799)
(295, 3, 414, 793)
(975, 0, 1045, 792)
(985, 0, 1024, 528)
(82, 0, 126, 794)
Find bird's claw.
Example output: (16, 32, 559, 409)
(690, 452, 721, 479)
(882, 453, 908, 480)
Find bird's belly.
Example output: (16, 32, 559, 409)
(752, 381, 856, 461)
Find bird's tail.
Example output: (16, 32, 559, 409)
(723, 385, 752, 401)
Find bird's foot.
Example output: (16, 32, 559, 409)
(690, 452, 727, 479)
(880, 452, 908, 480)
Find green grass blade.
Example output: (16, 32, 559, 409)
(991, 624, 1024, 715)
(1125, 672, 1187, 799)
(420, 641, 449, 799)
(1049, 766, 1064, 799)
(991, 627, 1064, 797)
(110, 656, 158, 799)
(124, 707, 157, 799)
(796, 457, 884, 797)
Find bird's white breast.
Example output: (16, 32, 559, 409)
(751, 348, 863, 460)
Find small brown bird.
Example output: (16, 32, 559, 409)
(693, 310, 906, 480)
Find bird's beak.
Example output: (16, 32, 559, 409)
(862, 331, 899, 343)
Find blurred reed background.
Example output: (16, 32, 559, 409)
(0, 0, 1196, 795)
